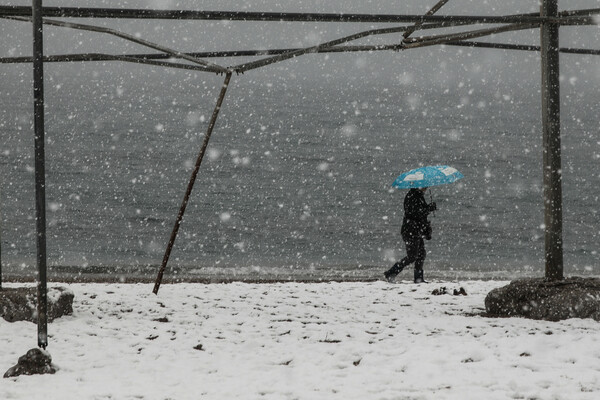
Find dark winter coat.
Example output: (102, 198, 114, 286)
(401, 188, 436, 241)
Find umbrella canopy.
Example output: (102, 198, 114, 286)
(392, 165, 464, 189)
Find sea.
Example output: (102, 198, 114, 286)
(1, 57, 599, 283)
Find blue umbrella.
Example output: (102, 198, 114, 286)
(392, 165, 464, 189)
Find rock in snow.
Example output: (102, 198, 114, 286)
(4, 348, 57, 378)
(0, 286, 74, 323)
(485, 277, 600, 321)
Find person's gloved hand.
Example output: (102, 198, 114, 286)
(430, 202, 437, 211)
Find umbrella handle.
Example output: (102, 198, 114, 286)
(430, 192, 436, 217)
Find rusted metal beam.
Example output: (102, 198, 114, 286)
(5, 15, 227, 74)
(32, 0, 48, 349)
(402, 22, 538, 49)
(540, 0, 563, 281)
(2, 42, 599, 67)
(0, 5, 598, 24)
(446, 41, 600, 56)
(0, 6, 553, 23)
(0, 185, 2, 291)
(153, 71, 233, 295)
(403, 0, 450, 39)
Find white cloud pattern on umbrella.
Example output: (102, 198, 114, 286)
(392, 165, 464, 189)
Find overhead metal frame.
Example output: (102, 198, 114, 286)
(0, 1, 598, 348)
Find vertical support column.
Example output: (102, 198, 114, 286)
(153, 72, 233, 294)
(32, 0, 48, 348)
(540, 0, 563, 281)
(0, 184, 2, 291)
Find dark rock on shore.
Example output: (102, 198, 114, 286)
(4, 348, 57, 378)
(485, 277, 600, 321)
(0, 286, 74, 323)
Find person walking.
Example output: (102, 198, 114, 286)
(384, 187, 437, 283)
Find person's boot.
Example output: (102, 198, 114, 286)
(414, 268, 427, 284)
(384, 262, 404, 283)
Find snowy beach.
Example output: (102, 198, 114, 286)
(2, 0, 600, 397)
(2, 280, 600, 399)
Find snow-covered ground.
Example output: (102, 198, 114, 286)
(2, 280, 600, 399)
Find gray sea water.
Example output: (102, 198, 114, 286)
(1, 57, 599, 282)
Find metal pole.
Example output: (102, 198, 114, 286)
(402, 0, 450, 39)
(32, 0, 48, 348)
(0, 184, 2, 291)
(153, 71, 233, 294)
(3, 42, 600, 67)
(0, 6, 564, 24)
(540, 0, 563, 280)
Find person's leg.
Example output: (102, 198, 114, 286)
(385, 236, 419, 281)
(384, 262, 403, 280)
(413, 238, 427, 283)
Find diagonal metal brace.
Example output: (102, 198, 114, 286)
(153, 71, 233, 294)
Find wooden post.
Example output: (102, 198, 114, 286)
(32, 0, 48, 348)
(153, 72, 233, 294)
(540, 0, 563, 280)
